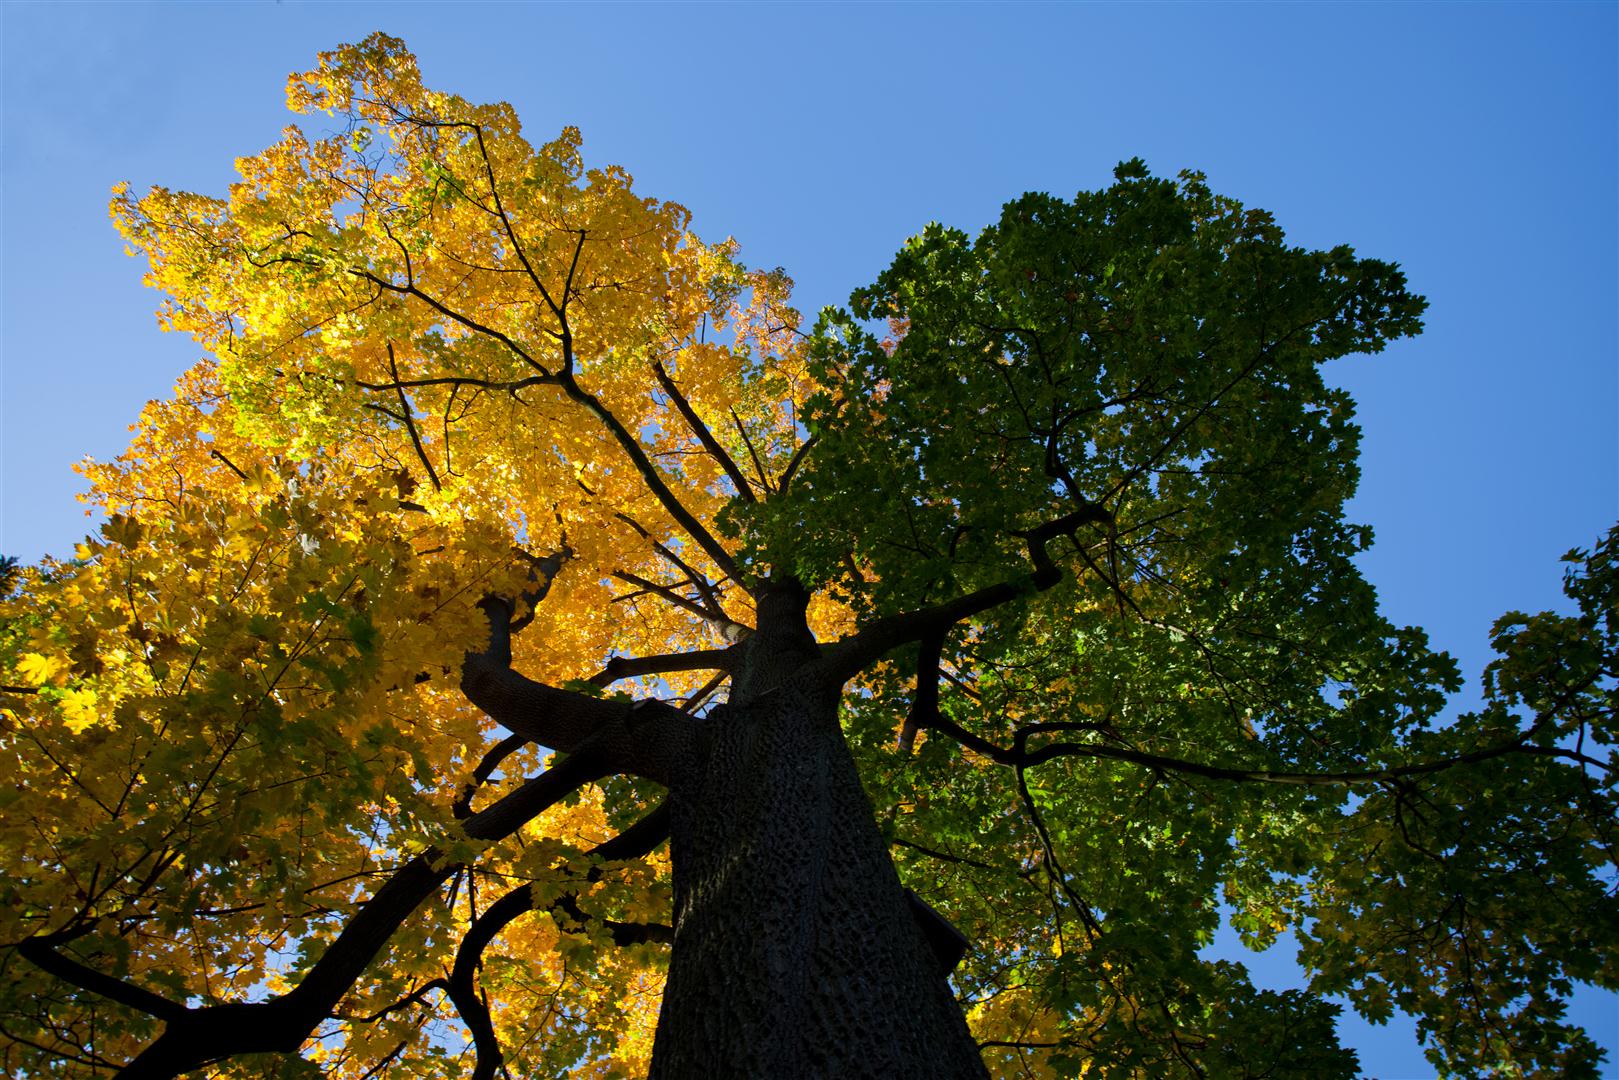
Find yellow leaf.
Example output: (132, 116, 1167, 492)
(16, 651, 66, 686)
(59, 687, 100, 733)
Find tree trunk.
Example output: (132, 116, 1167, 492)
(648, 586, 989, 1078)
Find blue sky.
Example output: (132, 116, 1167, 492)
(2, 2, 1614, 1075)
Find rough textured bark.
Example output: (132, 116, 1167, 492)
(648, 584, 989, 1079)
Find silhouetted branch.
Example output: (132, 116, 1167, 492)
(588, 648, 734, 689)
(824, 502, 1112, 680)
(728, 406, 771, 495)
(444, 802, 674, 1080)
(453, 732, 531, 820)
(611, 571, 750, 641)
(46, 744, 613, 1080)
(777, 433, 817, 493)
(653, 360, 756, 503)
(614, 511, 733, 623)
(386, 343, 442, 491)
(558, 370, 745, 588)
(918, 695, 1601, 788)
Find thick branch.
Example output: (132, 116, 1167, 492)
(101, 746, 610, 1079)
(459, 549, 701, 783)
(897, 632, 944, 754)
(473, 548, 570, 666)
(449, 552, 576, 817)
(591, 800, 673, 862)
(551, 892, 676, 946)
(15, 938, 187, 1023)
(461, 651, 688, 785)
(445, 886, 529, 1080)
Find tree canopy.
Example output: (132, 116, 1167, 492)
(1, 34, 1613, 1079)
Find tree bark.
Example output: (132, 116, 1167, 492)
(648, 584, 988, 1078)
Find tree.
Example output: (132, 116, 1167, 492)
(0, 33, 1612, 1078)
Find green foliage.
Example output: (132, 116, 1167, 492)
(1296, 528, 1619, 1077)
(858, 527, 1617, 1076)
(798, 167, 1611, 1075)
(746, 165, 1423, 618)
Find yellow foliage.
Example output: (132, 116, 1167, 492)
(1, 31, 850, 1078)
(970, 984, 1069, 1079)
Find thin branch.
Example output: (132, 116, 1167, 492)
(387, 344, 441, 491)
(978, 1039, 1062, 1050)
(208, 449, 250, 483)
(916, 702, 1602, 789)
(1016, 760, 1102, 937)
(349, 978, 447, 1023)
(560, 230, 588, 316)
(354, 373, 552, 396)
(823, 502, 1112, 681)
(558, 370, 744, 587)
(611, 571, 749, 641)
(678, 669, 730, 713)
(613, 512, 732, 622)
(355, 1038, 413, 1080)
(728, 407, 772, 495)
(890, 836, 1001, 874)
(453, 733, 531, 820)
(468, 123, 565, 322)
(442, 802, 673, 1080)
(353, 233, 738, 587)
(588, 648, 734, 689)
(652, 361, 757, 503)
(1103, 319, 1323, 506)
(777, 433, 818, 493)
(350, 269, 553, 377)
